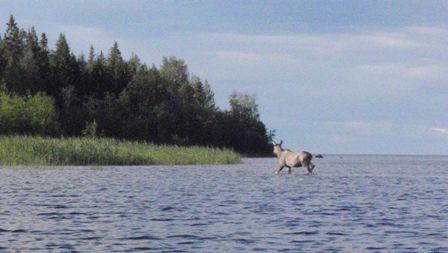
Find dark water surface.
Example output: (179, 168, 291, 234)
(1, 156, 448, 252)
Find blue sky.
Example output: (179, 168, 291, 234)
(1, 0, 447, 154)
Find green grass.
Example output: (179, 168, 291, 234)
(0, 135, 241, 166)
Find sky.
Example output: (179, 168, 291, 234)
(1, 0, 447, 154)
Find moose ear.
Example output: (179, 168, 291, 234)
(279, 140, 283, 145)
(272, 140, 277, 145)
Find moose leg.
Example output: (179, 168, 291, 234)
(306, 163, 315, 174)
(288, 166, 292, 174)
(306, 166, 312, 174)
(276, 165, 285, 174)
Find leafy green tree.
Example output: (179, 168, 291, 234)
(59, 84, 85, 136)
(227, 92, 271, 154)
(191, 75, 216, 110)
(81, 120, 98, 138)
(118, 65, 169, 141)
(158, 57, 190, 141)
(160, 56, 189, 86)
(229, 91, 260, 120)
(84, 93, 124, 138)
(0, 91, 58, 135)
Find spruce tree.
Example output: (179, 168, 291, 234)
(127, 52, 141, 76)
(52, 33, 71, 70)
(0, 35, 5, 87)
(2, 15, 24, 94)
(108, 42, 123, 70)
(88, 50, 109, 98)
(50, 33, 76, 100)
(107, 41, 127, 94)
(20, 27, 41, 93)
(87, 45, 95, 71)
(37, 33, 51, 93)
(3, 15, 22, 60)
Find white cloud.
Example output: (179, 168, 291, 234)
(211, 51, 292, 63)
(201, 26, 448, 54)
(193, 28, 445, 108)
(200, 32, 350, 56)
(324, 121, 440, 135)
(371, 35, 412, 48)
(325, 121, 398, 135)
(358, 62, 448, 81)
(405, 26, 448, 37)
(326, 122, 448, 137)
(431, 128, 448, 134)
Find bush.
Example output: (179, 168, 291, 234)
(0, 91, 58, 135)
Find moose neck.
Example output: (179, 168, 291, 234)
(274, 147, 284, 158)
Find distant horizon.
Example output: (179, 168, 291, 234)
(313, 153, 448, 157)
(257, 152, 448, 157)
(1, 1, 447, 155)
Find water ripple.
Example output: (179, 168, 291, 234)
(0, 156, 447, 251)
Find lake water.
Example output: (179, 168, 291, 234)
(1, 155, 447, 252)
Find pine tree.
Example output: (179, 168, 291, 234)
(88, 50, 109, 98)
(20, 27, 41, 93)
(75, 53, 88, 98)
(97, 50, 106, 66)
(87, 45, 95, 71)
(50, 33, 76, 100)
(2, 15, 25, 93)
(39, 33, 48, 51)
(107, 41, 127, 94)
(127, 52, 141, 76)
(26, 27, 40, 54)
(52, 33, 71, 70)
(3, 15, 22, 60)
(0, 34, 5, 87)
(108, 42, 123, 69)
(78, 45, 96, 98)
(37, 33, 51, 93)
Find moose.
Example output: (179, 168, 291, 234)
(272, 140, 315, 174)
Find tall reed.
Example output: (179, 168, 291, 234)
(0, 136, 240, 166)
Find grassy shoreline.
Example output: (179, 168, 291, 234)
(0, 136, 241, 166)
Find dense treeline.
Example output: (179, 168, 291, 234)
(0, 16, 272, 154)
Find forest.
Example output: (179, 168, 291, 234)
(0, 16, 273, 154)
